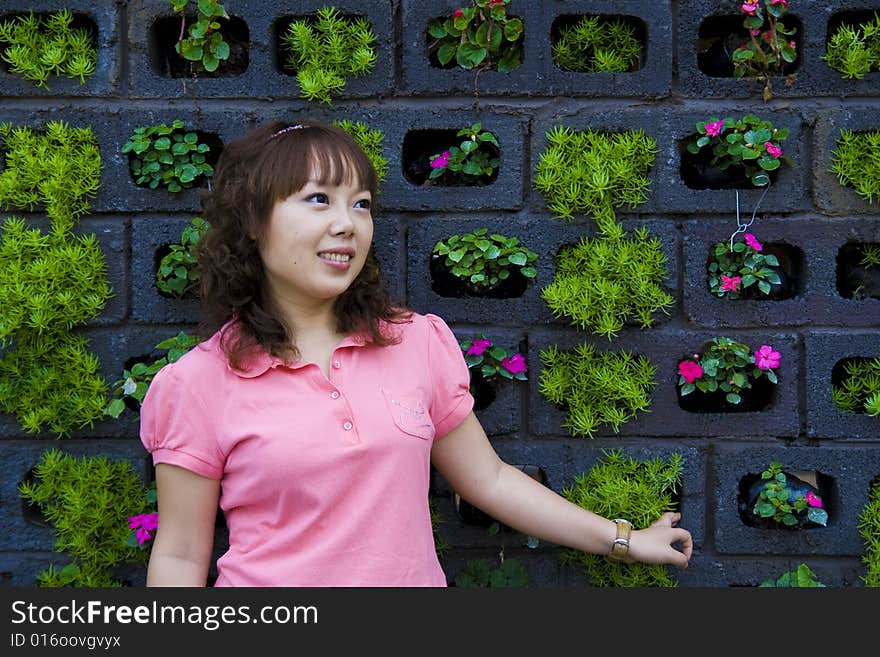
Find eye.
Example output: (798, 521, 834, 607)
(305, 192, 329, 204)
(354, 198, 371, 210)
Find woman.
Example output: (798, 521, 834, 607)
(140, 120, 692, 586)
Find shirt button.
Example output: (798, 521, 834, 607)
(332, 360, 341, 369)
(330, 391, 340, 399)
(343, 421, 353, 431)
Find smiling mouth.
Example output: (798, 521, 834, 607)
(318, 252, 352, 263)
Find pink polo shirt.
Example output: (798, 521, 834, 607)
(139, 312, 473, 587)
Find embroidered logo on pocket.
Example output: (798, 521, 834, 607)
(381, 388, 435, 440)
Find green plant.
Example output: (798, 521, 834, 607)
(708, 231, 781, 299)
(734, 0, 798, 101)
(426, 0, 523, 72)
(541, 228, 673, 339)
(282, 6, 377, 104)
(829, 129, 880, 204)
(759, 563, 826, 587)
(859, 478, 880, 587)
(169, 0, 230, 74)
(0, 10, 96, 89)
(677, 337, 780, 406)
(534, 126, 657, 236)
(427, 123, 500, 185)
(156, 217, 209, 297)
(832, 357, 880, 417)
(822, 12, 880, 80)
(122, 120, 214, 193)
(551, 15, 641, 72)
(861, 244, 880, 269)
(539, 343, 656, 438)
(459, 334, 527, 383)
(454, 557, 529, 587)
(561, 450, 683, 587)
(686, 114, 791, 188)
(0, 121, 110, 435)
(18, 449, 153, 587)
(430, 497, 449, 557)
(433, 228, 536, 290)
(106, 331, 202, 419)
(332, 120, 389, 187)
(750, 462, 828, 528)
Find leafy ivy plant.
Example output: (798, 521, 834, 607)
(454, 558, 529, 587)
(426, 0, 523, 72)
(156, 217, 210, 297)
(433, 228, 537, 290)
(822, 12, 880, 80)
(427, 123, 500, 185)
(282, 6, 377, 104)
(122, 120, 214, 193)
(169, 0, 231, 74)
(0, 10, 96, 89)
(829, 129, 880, 204)
(552, 15, 641, 73)
(759, 563, 826, 587)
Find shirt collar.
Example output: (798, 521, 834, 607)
(228, 332, 368, 379)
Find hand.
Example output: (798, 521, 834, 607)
(627, 512, 693, 569)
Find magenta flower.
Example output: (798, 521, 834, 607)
(770, 0, 788, 6)
(751, 28, 760, 36)
(741, 1, 758, 15)
(805, 491, 823, 508)
(489, 0, 505, 6)
(128, 512, 159, 545)
(744, 233, 763, 251)
(678, 360, 703, 384)
(704, 120, 724, 137)
(765, 142, 782, 158)
(754, 345, 781, 370)
(430, 150, 451, 169)
(721, 275, 742, 292)
(467, 338, 492, 356)
(452, 9, 464, 19)
(501, 353, 527, 374)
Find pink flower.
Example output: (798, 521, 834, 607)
(467, 338, 492, 356)
(489, 0, 505, 6)
(128, 512, 159, 545)
(751, 29, 760, 36)
(704, 120, 724, 137)
(501, 353, 527, 374)
(754, 345, 781, 370)
(770, 0, 788, 6)
(721, 275, 742, 292)
(744, 233, 763, 251)
(805, 491, 823, 508)
(430, 150, 450, 169)
(789, 40, 796, 49)
(741, 1, 758, 15)
(452, 9, 464, 19)
(765, 142, 782, 158)
(678, 360, 703, 384)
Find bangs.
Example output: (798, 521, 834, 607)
(256, 123, 378, 204)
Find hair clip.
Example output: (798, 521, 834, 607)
(270, 124, 305, 139)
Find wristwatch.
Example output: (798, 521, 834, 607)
(608, 518, 633, 561)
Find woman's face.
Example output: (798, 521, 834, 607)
(258, 175, 373, 314)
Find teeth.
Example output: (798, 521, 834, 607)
(319, 252, 351, 262)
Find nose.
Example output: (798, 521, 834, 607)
(329, 205, 356, 236)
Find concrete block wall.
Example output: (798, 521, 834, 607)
(0, 0, 878, 587)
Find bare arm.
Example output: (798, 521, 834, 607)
(146, 463, 221, 586)
(430, 412, 692, 568)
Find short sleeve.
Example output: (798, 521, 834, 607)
(424, 313, 475, 438)
(139, 361, 224, 479)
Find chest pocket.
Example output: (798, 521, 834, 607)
(381, 388, 435, 440)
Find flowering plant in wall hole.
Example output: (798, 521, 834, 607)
(677, 337, 780, 406)
(426, 0, 523, 72)
(428, 123, 500, 185)
(708, 230, 782, 299)
(734, 0, 798, 101)
(750, 462, 828, 528)
(460, 334, 527, 383)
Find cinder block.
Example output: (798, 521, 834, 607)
(679, 556, 868, 587)
(400, 0, 546, 95)
(683, 216, 880, 328)
(0, 0, 120, 97)
(528, 328, 801, 438)
(536, 0, 672, 98)
(80, 217, 129, 326)
(713, 444, 877, 555)
(805, 331, 880, 440)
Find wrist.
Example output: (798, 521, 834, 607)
(607, 518, 633, 561)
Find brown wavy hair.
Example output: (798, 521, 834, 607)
(197, 119, 410, 369)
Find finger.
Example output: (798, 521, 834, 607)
(650, 511, 680, 528)
(672, 528, 693, 563)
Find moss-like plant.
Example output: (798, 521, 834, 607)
(106, 331, 202, 419)
(18, 449, 153, 587)
(823, 12, 880, 80)
(552, 15, 641, 73)
(541, 228, 672, 339)
(169, 0, 231, 74)
(832, 357, 880, 416)
(454, 557, 529, 587)
(561, 449, 682, 587)
(0, 10, 96, 89)
(0, 121, 111, 435)
(434, 228, 537, 290)
(282, 6, 377, 104)
(534, 126, 657, 236)
(156, 217, 209, 297)
(122, 120, 214, 193)
(332, 119, 388, 187)
(829, 129, 880, 204)
(859, 478, 880, 587)
(538, 343, 656, 438)
(759, 563, 826, 587)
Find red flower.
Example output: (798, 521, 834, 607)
(678, 360, 703, 384)
(452, 9, 464, 19)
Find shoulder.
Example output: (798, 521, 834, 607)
(380, 311, 454, 344)
(155, 329, 228, 384)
